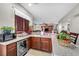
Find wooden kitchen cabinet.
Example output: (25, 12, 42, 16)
(15, 15, 29, 34)
(41, 38, 50, 52)
(41, 38, 52, 52)
(7, 42, 17, 56)
(0, 37, 52, 56)
(23, 19, 29, 33)
(31, 37, 41, 50)
(30, 37, 52, 53)
(15, 15, 23, 33)
(0, 42, 17, 56)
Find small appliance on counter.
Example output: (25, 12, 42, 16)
(0, 33, 16, 42)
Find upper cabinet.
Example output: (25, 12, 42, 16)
(23, 19, 29, 33)
(15, 15, 23, 32)
(15, 15, 29, 34)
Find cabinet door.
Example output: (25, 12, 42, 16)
(41, 38, 52, 52)
(24, 19, 29, 33)
(15, 15, 23, 33)
(7, 42, 17, 56)
(31, 37, 41, 50)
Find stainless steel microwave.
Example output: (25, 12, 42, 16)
(0, 33, 16, 42)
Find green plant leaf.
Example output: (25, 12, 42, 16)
(58, 31, 70, 40)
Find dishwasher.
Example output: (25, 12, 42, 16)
(17, 39, 28, 56)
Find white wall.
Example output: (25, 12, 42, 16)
(58, 4, 79, 33)
(0, 3, 15, 33)
(70, 17, 79, 33)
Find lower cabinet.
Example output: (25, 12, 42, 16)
(31, 37, 41, 50)
(41, 38, 50, 52)
(7, 42, 17, 56)
(30, 37, 52, 53)
(0, 37, 52, 56)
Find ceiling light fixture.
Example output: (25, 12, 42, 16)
(28, 3, 39, 7)
(28, 3, 32, 6)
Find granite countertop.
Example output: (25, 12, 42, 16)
(0, 32, 52, 45)
(52, 34, 79, 56)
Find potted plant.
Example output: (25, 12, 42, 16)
(0, 26, 14, 34)
(58, 31, 71, 47)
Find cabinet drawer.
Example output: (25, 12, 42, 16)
(7, 42, 16, 50)
(7, 48, 17, 56)
(7, 42, 17, 56)
(7, 47, 17, 52)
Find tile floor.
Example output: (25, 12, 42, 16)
(25, 49, 52, 56)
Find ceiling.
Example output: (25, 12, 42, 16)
(20, 3, 78, 24)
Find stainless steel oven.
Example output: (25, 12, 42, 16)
(17, 39, 28, 56)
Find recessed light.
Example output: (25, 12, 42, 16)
(28, 3, 39, 6)
(28, 3, 32, 6)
